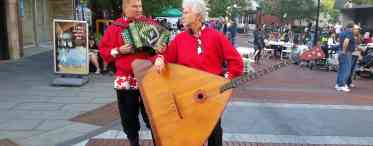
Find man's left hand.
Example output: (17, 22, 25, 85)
(154, 56, 165, 73)
(155, 43, 167, 53)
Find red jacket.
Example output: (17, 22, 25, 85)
(99, 17, 155, 77)
(99, 17, 154, 89)
(163, 27, 243, 78)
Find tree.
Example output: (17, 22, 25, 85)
(259, 0, 317, 22)
(259, 0, 280, 16)
(235, 0, 255, 16)
(208, 0, 231, 17)
(321, 0, 340, 23)
(89, 0, 183, 17)
(279, 0, 317, 21)
(143, 0, 182, 16)
(88, 0, 122, 19)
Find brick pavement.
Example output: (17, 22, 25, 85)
(59, 33, 373, 146)
(85, 139, 369, 146)
(70, 56, 287, 126)
(233, 65, 373, 105)
(70, 102, 119, 127)
(3, 33, 373, 146)
(0, 139, 18, 146)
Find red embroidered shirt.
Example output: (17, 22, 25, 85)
(162, 27, 243, 78)
(99, 17, 154, 90)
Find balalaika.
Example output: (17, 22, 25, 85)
(115, 16, 171, 53)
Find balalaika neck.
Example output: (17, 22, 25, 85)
(219, 61, 287, 93)
(220, 74, 251, 93)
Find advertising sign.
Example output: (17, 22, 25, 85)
(53, 19, 89, 75)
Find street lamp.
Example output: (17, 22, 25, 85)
(314, 0, 321, 46)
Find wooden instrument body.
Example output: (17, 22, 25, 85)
(133, 60, 232, 146)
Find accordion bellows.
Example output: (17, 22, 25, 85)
(122, 16, 170, 53)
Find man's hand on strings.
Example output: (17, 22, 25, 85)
(154, 56, 165, 73)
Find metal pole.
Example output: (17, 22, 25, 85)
(314, 0, 320, 46)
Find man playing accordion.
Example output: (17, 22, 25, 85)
(99, 0, 165, 145)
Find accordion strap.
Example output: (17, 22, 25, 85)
(112, 22, 128, 29)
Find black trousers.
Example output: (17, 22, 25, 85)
(255, 48, 263, 63)
(117, 89, 222, 146)
(208, 119, 223, 146)
(116, 89, 152, 141)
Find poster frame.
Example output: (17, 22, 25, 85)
(53, 19, 89, 75)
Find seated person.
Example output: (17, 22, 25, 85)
(89, 36, 107, 74)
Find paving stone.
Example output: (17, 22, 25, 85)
(60, 103, 107, 112)
(0, 96, 52, 103)
(0, 110, 80, 120)
(48, 97, 95, 104)
(12, 102, 64, 111)
(0, 102, 18, 110)
(33, 120, 75, 131)
(0, 131, 45, 141)
(18, 123, 99, 146)
(89, 97, 116, 104)
(0, 119, 44, 130)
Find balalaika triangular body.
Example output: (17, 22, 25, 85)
(132, 60, 233, 146)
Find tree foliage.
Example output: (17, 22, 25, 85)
(235, 0, 255, 15)
(208, 0, 231, 17)
(259, 0, 280, 16)
(259, 0, 317, 22)
(321, 0, 340, 23)
(88, 0, 182, 17)
(143, 0, 182, 16)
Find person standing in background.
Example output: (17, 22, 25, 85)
(335, 23, 359, 92)
(253, 25, 266, 64)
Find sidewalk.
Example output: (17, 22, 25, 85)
(0, 34, 285, 146)
(233, 64, 373, 105)
(0, 50, 116, 146)
(1, 34, 373, 146)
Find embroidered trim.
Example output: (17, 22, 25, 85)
(114, 75, 138, 90)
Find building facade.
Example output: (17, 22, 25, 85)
(0, 0, 9, 60)
(341, 6, 373, 32)
(1, 0, 74, 60)
(335, 0, 373, 32)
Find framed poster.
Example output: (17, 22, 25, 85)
(53, 19, 89, 75)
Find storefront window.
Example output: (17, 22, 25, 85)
(36, 0, 49, 44)
(21, 0, 36, 46)
(21, 0, 50, 47)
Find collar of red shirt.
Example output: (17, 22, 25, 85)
(188, 25, 206, 38)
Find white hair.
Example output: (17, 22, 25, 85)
(182, 0, 208, 21)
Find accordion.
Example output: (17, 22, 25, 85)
(121, 17, 170, 53)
